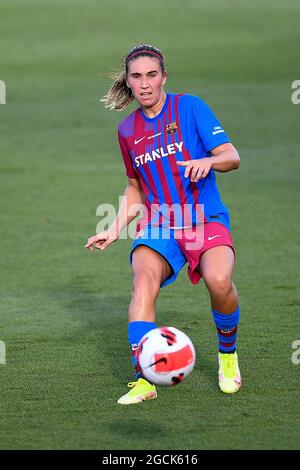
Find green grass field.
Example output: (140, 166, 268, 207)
(0, 0, 300, 450)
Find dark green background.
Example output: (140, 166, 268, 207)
(0, 0, 299, 449)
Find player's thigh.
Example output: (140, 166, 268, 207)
(199, 245, 235, 283)
(131, 245, 172, 286)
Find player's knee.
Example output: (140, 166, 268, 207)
(131, 267, 161, 300)
(204, 273, 232, 297)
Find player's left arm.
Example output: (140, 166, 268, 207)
(177, 143, 240, 182)
(210, 142, 240, 172)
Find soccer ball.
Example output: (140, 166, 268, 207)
(137, 326, 196, 386)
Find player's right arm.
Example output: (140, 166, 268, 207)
(84, 176, 145, 252)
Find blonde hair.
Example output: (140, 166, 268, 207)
(101, 44, 165, 112)
(101, 71, 134, 111)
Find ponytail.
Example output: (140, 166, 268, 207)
(101, 71, 134, 111)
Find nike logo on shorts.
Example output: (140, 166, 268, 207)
(208, 235, 222, 241)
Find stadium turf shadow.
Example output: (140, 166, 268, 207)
(108, 418, 166, 443)
(48, 284, 132, 383)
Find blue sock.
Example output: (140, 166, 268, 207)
(212, 307, 240, 353)
(128, 321, 157, 379)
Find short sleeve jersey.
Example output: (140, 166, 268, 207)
(118, 93, 231, 230)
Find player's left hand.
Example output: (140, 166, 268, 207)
(176, 158, 212, 182)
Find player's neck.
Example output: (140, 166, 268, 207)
(141, 91, 166, 118)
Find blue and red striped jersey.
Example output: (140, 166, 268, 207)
(118, 93, 231, 230)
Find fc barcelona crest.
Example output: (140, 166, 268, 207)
(166, 122, 177, 134)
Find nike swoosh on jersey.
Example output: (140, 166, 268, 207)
(134, 137, 145, 144)
(208, 235, 222, 240)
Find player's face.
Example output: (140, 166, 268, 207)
(127, 56, 167, 109)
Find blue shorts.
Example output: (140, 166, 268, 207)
(129, 223, 234, 288)
(130, 225, 186, 288)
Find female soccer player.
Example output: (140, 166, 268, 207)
(85, 44, 242, 404)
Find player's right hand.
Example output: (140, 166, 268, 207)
(84, 230, 119, 252)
